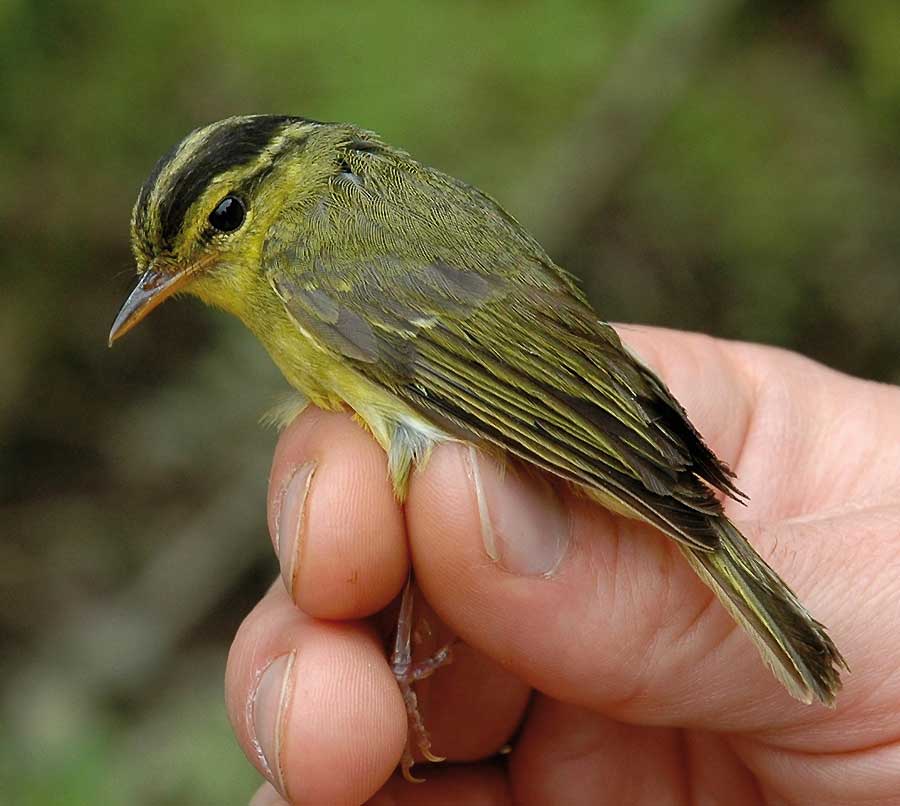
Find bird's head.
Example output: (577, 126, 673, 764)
(109, 114, 327, 344)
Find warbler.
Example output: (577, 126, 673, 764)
(110, 114, 845, 775)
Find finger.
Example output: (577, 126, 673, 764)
(510, 697, 760, 805)
(619, 326, 900, 518)
(615, 325, 757, 477)
(250, 783, 288, 806)
(267, 407, 408, 619)
(398, 622, 532, 764)
(226, 581, 407, 806)
(419, 644, 530, 764)
(268, 407, 532, 765)
(733, 704, 900, 805)
(372, 590, 530, 764)
(405, 440, 870, 738)
(367, 763, 511, 805)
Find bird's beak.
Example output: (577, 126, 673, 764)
(108, 259, 200, 346)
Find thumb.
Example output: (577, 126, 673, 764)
(406, 442, 846, 732)
(404, 329, 848, 732)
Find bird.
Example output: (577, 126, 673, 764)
(110, 114, 846, 780)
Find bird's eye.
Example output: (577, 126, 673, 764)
(208, 196, 246, 233)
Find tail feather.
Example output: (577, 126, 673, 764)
(682, 519, 846, 705)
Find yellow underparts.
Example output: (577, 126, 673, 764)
(196, 268, 451, 499)
(259, 309, 449, 500)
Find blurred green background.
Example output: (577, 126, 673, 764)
(2, 1, 899, 803)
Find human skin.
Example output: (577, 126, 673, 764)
(224, 326, 900, 805)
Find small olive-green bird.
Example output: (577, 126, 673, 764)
(111, 115, 845, 731)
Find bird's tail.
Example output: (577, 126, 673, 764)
(682, 519, 846, 705)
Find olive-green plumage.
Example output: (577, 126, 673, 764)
(115, 114, 845, 706)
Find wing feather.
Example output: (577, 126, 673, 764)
(271, 253, 740, 551)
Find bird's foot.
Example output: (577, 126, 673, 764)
(390, 575, 455, 783)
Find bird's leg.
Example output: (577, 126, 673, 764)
(390, 573, 456, 783)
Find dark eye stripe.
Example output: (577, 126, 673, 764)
(157, 115, 295, 247)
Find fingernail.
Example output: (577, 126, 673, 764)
(250, 651, 296, 797)
(249, 782, 290, 806)
(275, 463, 316, 599)
(466, 447, 569, 576)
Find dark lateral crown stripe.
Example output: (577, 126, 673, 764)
(156, 115, 296, 247)
(134, 141, 180, 255)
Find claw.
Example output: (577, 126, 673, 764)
(401, 750, 424, 784)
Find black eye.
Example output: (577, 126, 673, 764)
(208, 196, 246, 232)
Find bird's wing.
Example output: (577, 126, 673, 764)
(266, 247, 742, 552)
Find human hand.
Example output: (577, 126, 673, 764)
(225, 327, 900, 805)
